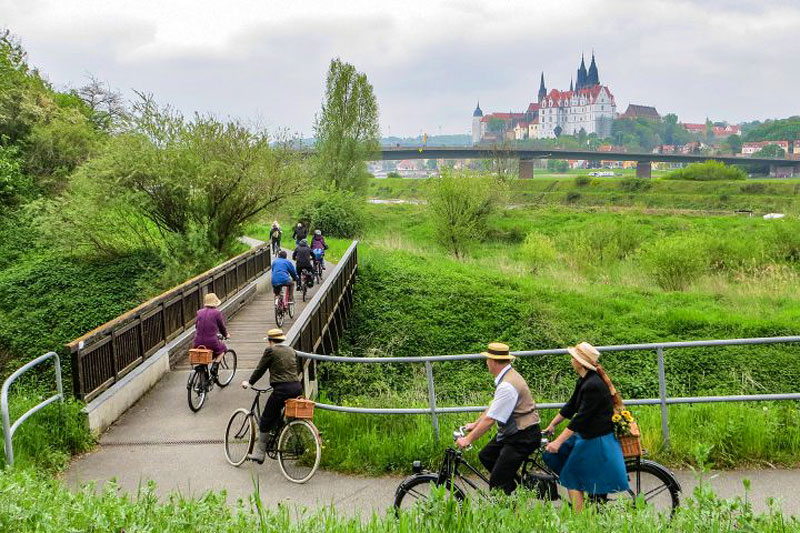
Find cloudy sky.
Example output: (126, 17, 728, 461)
(3, 0, 799, 137)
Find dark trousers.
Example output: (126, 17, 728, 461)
(259, 381, 303, 433)
(479, 424, 541, 495)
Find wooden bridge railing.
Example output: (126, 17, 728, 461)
(67, 245, 271, 401)
(285, 241, 358, 398)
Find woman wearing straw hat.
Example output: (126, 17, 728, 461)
(193, 293, 230, 377)
(456, 342, 541, 495)
(542, 342, 629, 511)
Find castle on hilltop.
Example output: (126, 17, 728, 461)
(472, 53, 617, 144)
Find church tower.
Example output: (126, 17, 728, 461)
(471, 101, 483, 145)
(576, 54, 588, 91)
(587, 52, 599, 86)
(538, 72, 547, 102)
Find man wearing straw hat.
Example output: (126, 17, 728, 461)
(241, 328, 303, 463)
(456, 342, 541, 494)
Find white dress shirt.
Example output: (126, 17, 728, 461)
(486, 364, 518, 424)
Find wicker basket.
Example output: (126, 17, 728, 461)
(188, 346, 213, 365)
(619, 421, 642, 458)
(285, 398, 315, 420)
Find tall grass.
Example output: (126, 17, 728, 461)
(1, 467, 798, 532)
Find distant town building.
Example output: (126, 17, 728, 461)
(621, 104, 660, 121)
(471, 52, 617, 143)
(681, 123, 741, 138)
(741, 140, 790, 155)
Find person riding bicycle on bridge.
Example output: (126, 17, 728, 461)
(271, 250, 298, 304)
(310, 229, 328, 270)
(269, 221, 282, 253)
(293, 239, 315, 288)
(543, 342, 629, 511)
(241, 328, 303, 463)
(456, 342, 541, 495)
(192, 293, 230, 378)
(292, 222, 308, 247)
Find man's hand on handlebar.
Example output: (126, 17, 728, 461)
(464, 421, 477, 432)
(241, 380, 250, 389)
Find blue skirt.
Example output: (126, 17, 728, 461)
(543, 433, 629, 494)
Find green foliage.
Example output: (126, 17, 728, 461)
(547, 159, 569, 173)
(664, 161, 747, 181)
(0, 143, 31, 206)
(742, 116, 800, 142)
(426, 172, 496, 258)
(520, 232, 557, 272)
(298, 188, 365, 238)
(640, 234, 708, 290)
(724, 134, 742, 154)
(2, 467, 799, 532)
(314, 58, 380, 194)
(612, 114, 693, 152)
(619, 177, 652, 192)
(754, 143, 786, 158)
(574, 175, 591, 187)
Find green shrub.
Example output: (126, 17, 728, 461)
(547, 159, 569, 173)
(664, 161, 747, 181)
(640, 235, 708, 290)
(298, 188, 365, 238)
(520, 232, 557, 272)
(574, 175, 591, 187)
(565, 191, 581, 203)
(619, 177, 652, 192)
(387, 171, 401, 178)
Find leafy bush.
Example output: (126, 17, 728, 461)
(547, 159, 569, 173)
(619, 177, 652, 192)
(664, 161, 747, 181)
(565, 191, 581, 203)
(574, 175, 591, 187)
(0, 144, 31, 207)
(298, 188, 365, 238)
(520, 232, 557, 272)
(640, 235, 708, 290)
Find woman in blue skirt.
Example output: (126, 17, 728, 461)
(543, 342, 629, 511)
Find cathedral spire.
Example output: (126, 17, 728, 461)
(576, 53, 588, 91)
(587, 51, 599, 86)
(538, 72, 547, 102)
(570, 78, 574, 92)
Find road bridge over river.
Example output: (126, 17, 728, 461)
(56, 238, 800, 517)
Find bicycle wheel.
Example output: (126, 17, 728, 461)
(301, 277, 308, 302)
(275, 298, 284, 327)
(288, 298, 295, 318)
(394, 473, 466, 511)
(224, 408, 256, 466)
(277, 420, 321, 483)
(609, 459, 680, 515)
(316, 262, 324, 283)
(215, 349, 237, 387)
(186, 369, 206, 412)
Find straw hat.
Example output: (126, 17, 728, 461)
(203, 293, 221, 307)
(481, 342, 515, 361)
(264, 328, 286, 342)
(568, 341, 601, 371)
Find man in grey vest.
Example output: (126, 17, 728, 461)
(456, 342, 541, 494)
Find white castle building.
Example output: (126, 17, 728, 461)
(472, 53, 617, 143)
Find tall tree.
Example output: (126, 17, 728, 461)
(314, 58, 379, 194)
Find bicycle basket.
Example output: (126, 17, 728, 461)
(285, 397, 315, 419)
(188, 346, 213, 365)
(619, 421, 643, 458)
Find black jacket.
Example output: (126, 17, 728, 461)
(559, 371, 614, 439)
(293, 244, 313, 267)
(292, 225, 308, 241)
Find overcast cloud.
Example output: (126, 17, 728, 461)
(3, 0, 799, 137)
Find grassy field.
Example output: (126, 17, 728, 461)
(368, 176, 800, 213)
(2, 467, 798, 532)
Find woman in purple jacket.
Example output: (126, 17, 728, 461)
(193, 293, 230, 376)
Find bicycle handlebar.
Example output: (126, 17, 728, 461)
(250, 385, 273, 394)
(452, 426, 472, 450)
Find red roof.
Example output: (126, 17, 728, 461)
(682, 123, 707, 132)
(480, 112, 526, 122)
(526, 102, 540, 114)
(541, 85, 614, 107)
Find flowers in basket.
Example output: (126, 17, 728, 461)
(611, 410, 636, 438)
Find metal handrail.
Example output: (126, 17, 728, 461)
(297, 335, 800, 445)
(2, 352, 64, 467)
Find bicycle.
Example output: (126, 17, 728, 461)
(187, 334, 237, 412)
(274, 284, 295, 327)
(312, 250, 325, 284)
(298, 269, 311, 302)
(271, 240, 281, 257)
(224, 385, 322, 484)
(394, 427, 681, 515)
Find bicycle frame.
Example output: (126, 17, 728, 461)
(435, 447, 491, 495)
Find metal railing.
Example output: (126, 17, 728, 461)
(297, 335, 800, 446)
(2, 352, 64, 467)
(286, 241, 358, 398)
(67, 244, 271, 401)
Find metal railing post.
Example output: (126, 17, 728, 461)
(2, 383, 12, 467)
(424, 361, 440, 442)
(656, 346, 670, 449)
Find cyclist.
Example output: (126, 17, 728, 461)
(292, 239, 315, 289)
(269, 221, 282, 254)
(455, 342, 541, 495)
(192, 293, 230, 378)
(271, 250, 298, 305)
(241, 328, 303, 463)
(310, 229, 329, 270)
(292, 222, 308, 247)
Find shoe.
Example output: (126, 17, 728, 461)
(210, 362, 219, 377)
(247, 431, 270, 464)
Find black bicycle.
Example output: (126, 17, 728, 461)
(223, 385, 322, 483)
(187, 334, 237, 412)
(271, 240, 281, 257)
(394, 427, 681, 515)
(298, 269, 311, 302)
(312, 251, 325, 284)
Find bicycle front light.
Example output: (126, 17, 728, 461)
(412, 461, 422, 474)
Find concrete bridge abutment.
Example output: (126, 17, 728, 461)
(519, 159, 534, 179)
(636, 161, 652, 178)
